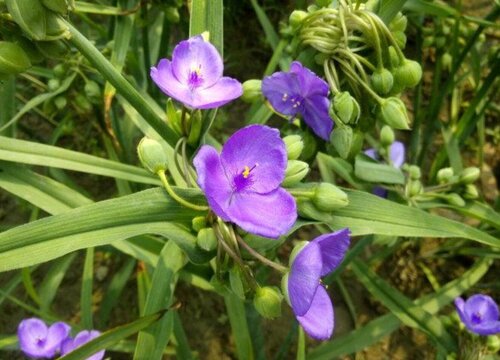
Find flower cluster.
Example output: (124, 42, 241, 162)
(17, 318, 104, 360)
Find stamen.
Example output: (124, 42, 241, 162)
(242, 164, 258, 178)
(282, 93, 288, 101)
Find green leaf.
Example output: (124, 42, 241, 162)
(189, 0, 223, 56)
(224, 292, 254, 360)
(354, 154, 405, 184)
(59, 310, 167, 360)
(81, 247, 95, 329)
(249, 0, 279, 50)
(378, 0, 408, 23)
(74, 1, 123, 15)
(404, 0, 459, 17)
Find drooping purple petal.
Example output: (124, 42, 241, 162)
(61, 330, 104, 360)
(193, 145, 232, 221)
(302, 95, 334, 141)
(171, 35, 223, 88)
(45, 322, 71, 353)
(464, 294, 499, 324)
(472, 321, 500, 335)
(290, 61, 329, 97)
(262, 71, 301, 117)
(220, 125, 287, 193)
(454, 297, 469, 327)
(288, 242, 323, 316)
(296, 285, 334, 340)
(191, 77, 243, 109)
(390, 141, 405, 168)
(18, 318, 70, 359)
(225, 188, 297, 239)
(150, 59, 191, 104)
(314, 228, 351, 276)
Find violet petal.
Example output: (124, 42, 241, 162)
(288, 242, 323, 316)
(45, 322, 71, 353)
(291, 61, 329, 97)
(191, 77, 243, 109)
(454, 297, 469, 327)
(261, 71, 301, 116)
(472, 321, 500, 335)
(220, 125, 287, 193)
(225, 188, 297, 239)
(390, 141, 406, 168)
(314, 228, 351, 276)
(296, 285, 334, 340)
(465, 294, 499, 323)
(150, 59, 192, 105)
(302, 95, 334, 141)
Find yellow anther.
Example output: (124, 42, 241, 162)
(242, 166, 251, 178)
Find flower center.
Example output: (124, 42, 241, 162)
(233, 164, 258, 192)
(35, 336, 46, 346)
(188, 64, 204, 89)
(471, 312, 482, 324)
(282, 93, 303, 110)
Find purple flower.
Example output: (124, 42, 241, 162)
(287, 229, 350, 340)
(151, 35, 242, 109)
(365, 141, 406, 197)
(455, 295, 500, 336)
(193, 124, 297, 239)
(17, 318, 71, 359)
(262, 61, 334, 141)
(61, 330, 105, 360)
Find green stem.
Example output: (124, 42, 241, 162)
(63, 18, 179, 148)
(157, 170, 208, 211)
(288, 188, 315, 199)
(235, 234, 288, 273)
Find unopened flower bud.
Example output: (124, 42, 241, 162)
(445, 193, 465, 207)
(378, 97, 411, 130)
(388, 46, 400, 68)
(164, 6, 180, 23)
(283, 160, 309, 186)
(192, 216, 207, 232)
(394, 60, 422, 88)
(459, 167, 480, 184)
(371, 68, 394, 95)
(137, 137, 168, 173)
(408, 165, 421, 180)
(84, 81, 101, 102)
(330, 91, 360, 125)
(463, 184, 479, 200)
(254, 287, 282, 319)
(187, 110, 202, 146)
(197, 228, 218, 251)
(486, 335, 500, 353)
(437, 167, 454, 184)
(283, 135, 304, 160)
(48, 78, 60, 91)
(289, 10, 308, 29)
(441, 53, 452, 71)
(241, 79, 262, 103)
(407, 180, 423, 197)
(393, 31, 407, 49)
(390, 13, 408, 32)
(331, 124, 353, 159)
(0, 41, 31, 75)
(313, 183, 349, 211)
(380, 125, 395, 146)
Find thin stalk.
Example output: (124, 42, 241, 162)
(157, 170, 208, 211)
(235, 234, 288, 273)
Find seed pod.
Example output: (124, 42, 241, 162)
(283, 135, 304, 160)
(197, 228, 217, 251)
(313, 183, 349, 211)
(394, 60, 422, 89)
(377, 97, 411, 130)
(437, 167, 454, 184)
(459, 167, 480, 184)
(5, 0, 48, 40)
(463, 184, 479, 200)
(282, 160, 309, 186)
(380, 125, 395, 146)
(371, 68, 394, 95)
(408, 165, 421, 180)
(0, 41, 31, 74)
(253, 287, 282, 319)
(241, 79, 262, 103)
(330, 91, 360, 125)
(137, 137, 168, 174)
(191, 216, 207, 232)
(445, 193, 465, 207)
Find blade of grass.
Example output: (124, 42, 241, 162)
(81, 247, 95, 329)
(224, 292, 254, 360)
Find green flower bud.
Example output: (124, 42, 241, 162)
(380, 125, 395, 146)
(53, 64, 66, 78)
(407, 180, 423, 197)
(41, 0, 68, 14)
(197, 228, 218, 251)
(330, 91, 360, 125)
(441, 53, 452, 71)
(84, 80, 101, 103)
(47, 78, 60, 91)
(289, 10, 308, 30)
(445, 193, 465, 207)
(408, 165, 421, 180)
(388, 46, 400, 68)
(463, 184, 479, 200)
(313, 183, 349, 211)
(371, 68, 394, 95)
(394, 60, 422, 89)
(192, 216, 207, 232)
(0, 41, 31, 75)
(137, 137, 168, 173)
(283, 135, 304, 160)
(241, 79, 262, 103)
(378, 97, 411, 130)
(253, 287, 283, 319)
(54, 96, 67, 110)
(187, 110, 202, 146)
(435, 36, 446, 49)
(486, 335, 500, 354)
(5, 0, 48, 40)
(164, 6, 180, 23)
(437, 167, 454, 184)
(390, 13, 408, 32)
(283, 160, 309, 187)
(330, 124, 353, 159)
(393, 31, 407, 49)
(459, 167, 480, 184)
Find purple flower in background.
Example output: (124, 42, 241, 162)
(287, 229, 350, 340)
(262, 61, 334, 141)
(151, 35, 242, 109)
(455, 295, 500, 335)
(17, 318, 71, 359)
(193, 124, 297, 238)
(365, 141, 406, 197)
(61, 330, 105, 360)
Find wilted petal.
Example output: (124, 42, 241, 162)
(192, 77, 243, 109)
(221, 125, 287, 193)
(288, 242, 323, 316)
(193, 145, 232, 221)
(465, 294, 499, 323)
(302, 95, 334, 141)
(150, 59, 192, 105)
(472, 321, 500, 335)
(171, 36, 223, 88)
(262, 71, 301, 116)
(314, 228, 351, 276)
(290, 61, 329, 97)
(390, 141, 405, 168)
(296, 285, 334, 340)
(226, 188, 297, 239)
